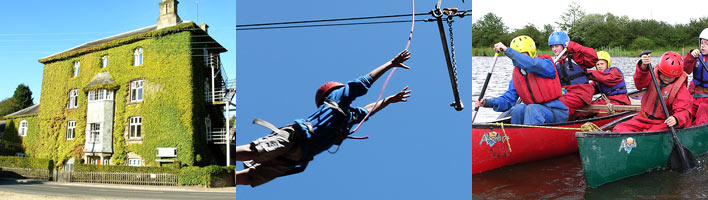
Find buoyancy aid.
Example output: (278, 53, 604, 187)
(692, 55, 708, 88)
(597, 67, 628, 96)
(512, 54, 563, 104)
(556, 53, 590, 86)
(641, 69, 687, 120)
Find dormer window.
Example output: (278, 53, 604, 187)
(101, 55, 109, 68)
(134, 48, 143, 66)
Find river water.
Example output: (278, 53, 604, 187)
(472, 56, 707, 199)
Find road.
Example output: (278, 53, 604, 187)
(0, 179, 235, 200)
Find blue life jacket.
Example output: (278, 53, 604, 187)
(693, 55, 708, 88)
(556, 54, 589, 86)
(596, 67, 628, 96)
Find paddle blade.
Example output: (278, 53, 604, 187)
(669, 143, 697, 172)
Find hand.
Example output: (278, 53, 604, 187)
(665, 116, 677, 127)
(494, 42, 507, 52)
(640, 54, 651, 70)
(692, 49, 701, 58)
(474, 98, 486, 108)
(387, 86, 411, 104)
(389, 50, 411, 69)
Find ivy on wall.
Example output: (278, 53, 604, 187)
(15, 22, 226, 168)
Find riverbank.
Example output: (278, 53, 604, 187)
(472, 47, 693, 57)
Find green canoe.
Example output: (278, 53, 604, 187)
(576, 118, 708, 188)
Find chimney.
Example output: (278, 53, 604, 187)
(199, 23, 209, 33)
(157, 0, 181, 29)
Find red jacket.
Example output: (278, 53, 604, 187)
(556, 41, 598, 70)
(634, 63, 693, 128)
(513, 54, 562, 104)
(588, 67, 631, 105)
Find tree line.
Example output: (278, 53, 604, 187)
(473, 3, 708, 54)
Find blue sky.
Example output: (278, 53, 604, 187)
(0, 0, 235, 107)
(236, 0, 471, 199)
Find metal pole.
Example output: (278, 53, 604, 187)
(434, 11, 463, 111)
(226, 103, 230, 166)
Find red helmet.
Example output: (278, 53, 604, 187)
(657, 51, 683, 78)
(315, 82, 344, 107)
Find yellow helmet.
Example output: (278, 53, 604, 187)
(510, 35, 537, 58)
(596, 51, 611, 67)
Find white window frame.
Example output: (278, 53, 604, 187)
(88, 89, 113, 102)
(69, 89, 78, 108)
(129, 116, 142, 139)
(73, 61, 80, 77)
(88, 123, 100, 144)
(130, 80, 143, 102)
(101, 55, 109, 68)
(66, 121, 76, 140)
(134, 48, 143, 66)
(18, 120, 28, 137)
(128, 158, 142, 166)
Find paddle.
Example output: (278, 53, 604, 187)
(640, 50, 697, 172)
(472, 52, 500, 123)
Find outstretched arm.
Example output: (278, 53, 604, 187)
(365, 86, 411, 117)
(368, 50, 411, 83)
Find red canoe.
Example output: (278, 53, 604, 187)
(472, 111, 635, 174)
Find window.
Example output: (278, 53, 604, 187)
(88, 89, 113, 102)
(134, 48, 143, 66)
(68, 89, 78, 109)
(18, 120, 28, 137)
(203, 48, 209, 67)
(129, 116, 142, 138)
(73, 61, 80, 77)
(130, 80, 143, 102)
(88, 123, 100, 144)
(128, 158, 142, 166)
(101, 55, 109, 68)
(66, 121, 76, 140)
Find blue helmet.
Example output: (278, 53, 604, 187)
(548, 31, 570, 48)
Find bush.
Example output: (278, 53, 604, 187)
(0, 155, 53, 170)
(178, 165, 235, 187)
(74, 163, 179, 174)
(630, 37, 656, 50)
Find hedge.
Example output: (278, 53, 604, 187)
(178, 165, 235, 187)
(0, 155, 53, 170)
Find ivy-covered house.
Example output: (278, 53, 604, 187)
(1, 0, 235, 168)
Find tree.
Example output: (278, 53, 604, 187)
(12, 84, 33, 109)
(511, 25, 545, 50)
(556, 1, 586, 32)
(0, 84, 34, 119)
(0, 98, 20, 118)
(472, 13, 508, 48)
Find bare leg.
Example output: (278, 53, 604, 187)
(235, 168, 252, 186)
(236, 144, 258, 161)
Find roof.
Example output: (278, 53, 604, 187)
(4, 104, 40, 118)
(39, 21, 226, 63)
(85, 72, 118, 91)
(41, 24, 158, 61)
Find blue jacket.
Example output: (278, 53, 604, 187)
(485, 48, 567, 113)
(295, 75, 371, 158)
